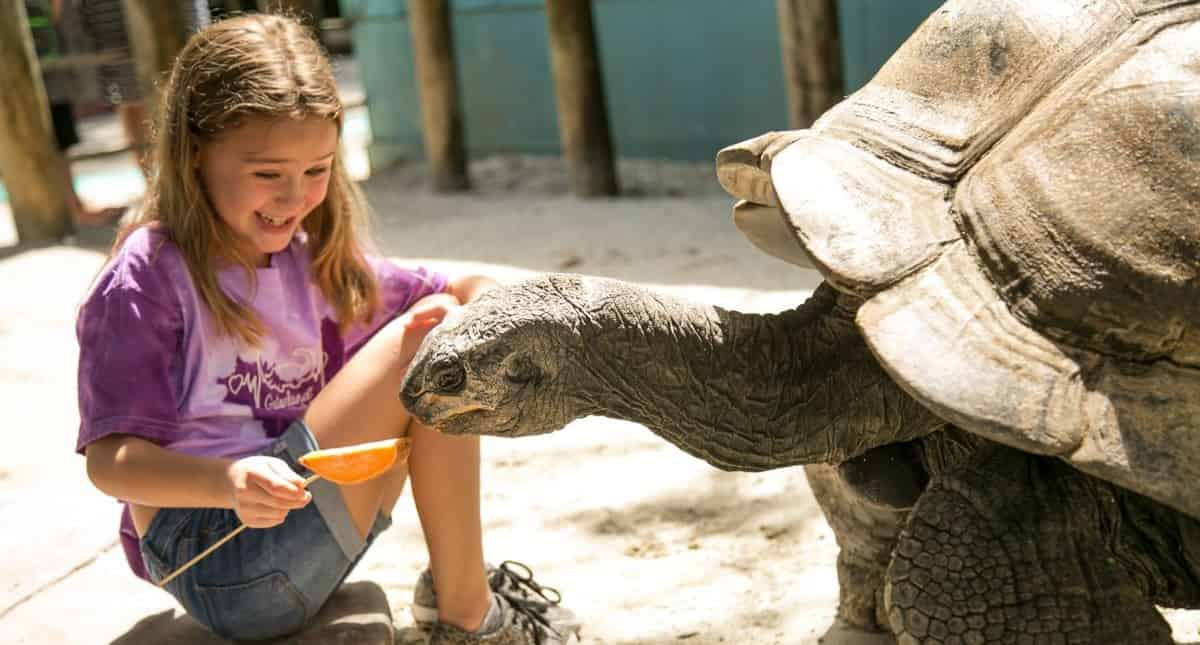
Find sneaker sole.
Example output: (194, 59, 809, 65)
(412, 602, 438, 628)
(413, 604, 583, 643)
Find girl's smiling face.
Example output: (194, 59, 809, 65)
(196, 115, 338, 266)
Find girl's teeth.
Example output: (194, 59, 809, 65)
(257, 212, 285, 226)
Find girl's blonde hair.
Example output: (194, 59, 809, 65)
(114, 13, 378, 345)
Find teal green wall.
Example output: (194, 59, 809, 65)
(594, 1, 790, 160)
(340, 0, 941, 166)
(839, 0, 942, 91)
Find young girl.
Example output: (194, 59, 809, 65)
(75, 13, 579, 644)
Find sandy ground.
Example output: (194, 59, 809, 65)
(2, 154, 1199, 644)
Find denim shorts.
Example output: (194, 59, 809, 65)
(138, 421, 393, 641)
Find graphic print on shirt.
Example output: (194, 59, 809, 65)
(218, 318, 347, 433)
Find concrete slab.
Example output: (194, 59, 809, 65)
(0, 485, 117, 615)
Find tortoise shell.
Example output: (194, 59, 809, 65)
(717, 0, 1200, 518)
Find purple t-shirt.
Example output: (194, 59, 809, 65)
(75, 226, 447, 580)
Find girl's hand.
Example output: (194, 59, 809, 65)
(401, 292, 462, 331)
(225, 456, 311, 528)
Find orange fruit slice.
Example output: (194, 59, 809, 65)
(298, 437, 412, 485)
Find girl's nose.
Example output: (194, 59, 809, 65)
(275, 177, 304, 207)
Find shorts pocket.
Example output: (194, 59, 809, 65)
(139, 539, 169, 583)
(139, 512, 193, 588)
(194, 571, 309, 641)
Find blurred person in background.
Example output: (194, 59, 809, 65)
(78, 0, 211, 178)
(27, 0, 125, 224)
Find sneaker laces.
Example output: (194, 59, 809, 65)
(504, 594, 563, 645)
(489, 560, 563, 606)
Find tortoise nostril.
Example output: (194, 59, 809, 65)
(430, 360, 466, 394)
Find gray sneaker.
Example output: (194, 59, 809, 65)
(413, 561, 579, 634)
(426, 592, 581, 645)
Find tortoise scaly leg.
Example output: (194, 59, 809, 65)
(805, 462, 907, 642)
(884, 446, 1173, 645)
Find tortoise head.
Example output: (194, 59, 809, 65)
(401, 275, 595, 438)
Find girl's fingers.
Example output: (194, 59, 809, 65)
(253, 460, 308, 500)
(266, 458, 305, 486)
(405, 306, 460, 331)
(404, 315, 441, 330)
(253, 481, 310, 508)
(239, 500, 279, 518)
(252, 476, 291, 495)
(236, 488, 295, 511)
(241, 505, 289, 528)
(240, 480, 308, 509)
(236, 491, 265, 509)
(267, 459, 308, 489)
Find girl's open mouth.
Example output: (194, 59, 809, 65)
(255, 211, 293, 228)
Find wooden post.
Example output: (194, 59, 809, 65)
(407, 0, 469, 191)
(544, 0, 617, 197)
(776, 0, 844, 129)
(120, 0, 192, 118)
(0, 0, 74, 243)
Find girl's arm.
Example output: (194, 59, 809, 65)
(86, 434, 310, 527)
(446, 274, 498, 304)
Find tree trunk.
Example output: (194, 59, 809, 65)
(776, 0, 844, 129)
(120, 0, 192, 117)
(0, 0, 73, 243)
(407, 0, 469, 192)
(544, 0, 617, 197)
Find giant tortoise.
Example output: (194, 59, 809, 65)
(400, 0, 1200, 642)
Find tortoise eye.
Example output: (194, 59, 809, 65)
(430, 359, 466, 393)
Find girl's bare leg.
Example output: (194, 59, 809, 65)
(303, 316, 491, 630)
(408, 420, 490, 629)
(304, 318, 417, 535)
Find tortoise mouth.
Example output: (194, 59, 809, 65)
(416, 400, 488, 428)
(433, 405, 492, 435)
(418, 399, 531, 438)
(401, 382, 495, 430)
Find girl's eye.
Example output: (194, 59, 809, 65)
(253, 172, 279, 180)
(306, 167, 330, 177)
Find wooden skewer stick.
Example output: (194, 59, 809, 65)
(155, 473, 322, 588)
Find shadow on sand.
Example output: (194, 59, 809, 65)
(109, 581, 393, 645)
